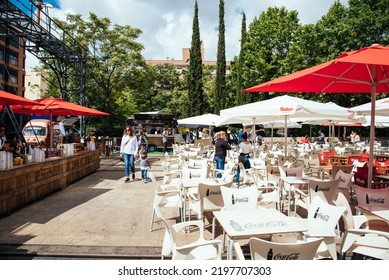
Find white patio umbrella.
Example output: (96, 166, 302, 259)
(349, 97, 389, 117)
(177, 113, 222, 127)
(260, 120, 302, 146)
(219, 95, 350, 155)
(177, 113, 223, 144)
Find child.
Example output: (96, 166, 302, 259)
(137, 148, 151, 183)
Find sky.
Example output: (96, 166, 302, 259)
(25, 0, 349, 69)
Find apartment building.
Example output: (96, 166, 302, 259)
(0, 26, 26, 97)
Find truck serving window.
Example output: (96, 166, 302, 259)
(23, 127, 46, 136)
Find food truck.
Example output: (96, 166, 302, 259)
(126, 112, 178, 152)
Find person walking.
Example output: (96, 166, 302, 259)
(318, 130, 325, 144)
(138, 129, 148, 152)
(120, 126, 138, 183)
(235, 132, 253, 185)
(162, 128, 168, 154)
(137, 148, 151, 183)
(213, 131, 231, 178)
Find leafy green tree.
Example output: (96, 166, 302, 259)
(235, 12, 248, 106)
(214, 0, 226, 114)
(241, 7, 300, 102)
(188, 0, 204, 116)
(45, 12, 146, 135)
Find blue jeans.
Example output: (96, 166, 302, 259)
(214, 156, 225, 178)
(141, 169, 148, 181)
(236, 155, 251, 184)
(123, 153, 135, 178)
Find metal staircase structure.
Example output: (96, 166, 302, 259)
(0, 0, 87, 141)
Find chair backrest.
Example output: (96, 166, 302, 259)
(308, 179, 340, 204)
(354, 185, 389, 210)
(249, 158, 266, 168)
(149, 171, 162, 192)
(198, 182, 232, 214)
(307, 196, 346, 237)
(279, 166, 303, 178)
(334, 169, 353, 190)
(249, 237, 323, 260)
(188, 158, 208, 168)
(333, 191, 355, 230)
(181, 166, 208, 180)
(333, 169, 354, 201)
(266, 165, 280, 178)
(221, 185, 258, 210)
(331, 165, 353, 180)
(278, 155, 295, 166)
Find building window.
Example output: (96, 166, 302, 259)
(0, 50, 3, 61)
(9, 53, 18, 66)
(9, 74, 17, 84)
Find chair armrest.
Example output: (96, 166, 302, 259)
(171, 220, 205, 239)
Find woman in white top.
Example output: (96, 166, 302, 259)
(120, 126, 139, 183)
(236, 132, 253, 185)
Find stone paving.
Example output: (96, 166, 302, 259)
(0, 155, 212, 258)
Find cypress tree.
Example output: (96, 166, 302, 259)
(236, 12, 247, 106)
(215, 0, 226, 114)
(188, 0, 204, 116)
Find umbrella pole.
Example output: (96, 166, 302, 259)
(284, 115, 287, 156)
(252, 117, 256, 157)
(50, 112, 53, 150)
(368, 83, 377, 189)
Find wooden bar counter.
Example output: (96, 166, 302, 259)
(0, 150, 100, 216)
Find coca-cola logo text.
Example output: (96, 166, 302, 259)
(273, 253, 300, 260)
(315, 212, 329, 222)
(244, 220, 287, 229)
(368, 198, 385, 204)
(233, 197, 249, 204)
(207, 190, 221, 196)
(316, 187, 330, 192)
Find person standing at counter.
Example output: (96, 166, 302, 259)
(162, 128, 168, 154)
(120, 126, 138, 183)
(0, 123, 6, 150)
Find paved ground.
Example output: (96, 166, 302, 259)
(0, 155, 213, 259)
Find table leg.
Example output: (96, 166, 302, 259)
(227, 239, 233, 260)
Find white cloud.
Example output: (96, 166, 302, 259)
(26, 0, 348, 69)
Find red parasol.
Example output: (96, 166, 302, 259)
(11, 97, 110, 117)
(0, 90, 41, 106)
(243, 44, 389, 188)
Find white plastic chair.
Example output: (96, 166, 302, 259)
(153, 201, 222, 260)
(334, 169, 354, 202)
(252, 171, 279, 209)
(216, 185, 259, 251)
(354, 185, 389, 212)
(190, 180, 233, 223)
(303, 196, 347, 259)
(249, 237, 323, 260)
(149, 172, 183, 231)
(334, 192, 389, 259)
